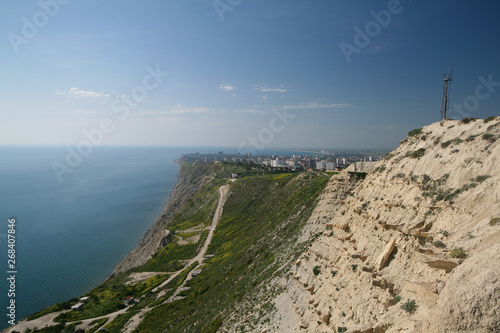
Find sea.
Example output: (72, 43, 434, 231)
(0, 145, 318, 329)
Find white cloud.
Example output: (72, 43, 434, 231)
(236, 108, 269, 114)
(254, 85, 288, 93)
(54, 87, 111, 99)
(283, 102, 352, 110)
(61, 109, 103, 115)
(130, 105, 215, 117)
(219, 83, 236, 91)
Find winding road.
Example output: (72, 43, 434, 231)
(6, 183, 232, 333)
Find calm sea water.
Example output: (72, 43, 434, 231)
(0, 145, 316, 329)
(0, 146, 193, 329)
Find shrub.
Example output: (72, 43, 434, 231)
(465, 135, 478, 142)
(406, 148, 426, 159)
(401, 299, 416, 312)
(489, 217, 500, 226)
(331, 270, 337, 278)
(460, 117, 476, 124)
(484, 116, 496, 123)
(338, 327, 347, 333)
(441, 140, 453, 148)
(384, 153, 395, 160)
(473, 175, 491, 183)
(313, 265, 321, 276)
(408, 128, 423, 137)
(432, 240, 446, 248)
(450, 248, 467, 259)
(393, 295, 401, 304)
(482, 133, 496, 143)
(351, 264, 357, 272)
(439, 230, 449, 237)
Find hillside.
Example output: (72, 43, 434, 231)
(232, 117, 500, 332)
(6, 117, 500, 333)
(6, 162, 330, 333)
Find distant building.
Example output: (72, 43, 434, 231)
(271, 159, 285, 167)
(307, 159, 316, 169)
(124, 296, 135, 306)
(316, 161, 326, 170)
(218, 151, 224, 155)
(325, 162, 337, 171)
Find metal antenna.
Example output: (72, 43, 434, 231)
(441, 67, 453, 120)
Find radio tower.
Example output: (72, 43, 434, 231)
(441, 67, 453, 120)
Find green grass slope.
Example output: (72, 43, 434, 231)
(135, 171, 330, 332)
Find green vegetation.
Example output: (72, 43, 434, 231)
(473, 175, 491, 183)
(25, 322, 82, 333)
(484, 116, 496, 123)
(393, 295, 401, 304)
(482, 133, 496, 143)
(133, 242, 199, 273)
(87, 318, 108, 333)
(132, 164, 330, 332)
(419, 172, 477, 203)
(439, 230, 449, 237)
(489, 217, 500, 226)
(408, 128, 423, 137)
(26, 298, 79, 321)
(55, 273, 169, 322)
(406, 148, 426, 158)
(466, 134, 478, 142)
(432, 240, 446, 248)
(331, 270, 338, 278)
(338, 327, 348, 333)
(313, 265, 321, 276)
(401, 299, 416, 313)
(384, 153, 395, 160)
(460, 117, 476, 124)
(450, 248, 467, 259)
(441, 140, 453, 148)
(351, 264, 358, 272)
(104, 311, 138, 333)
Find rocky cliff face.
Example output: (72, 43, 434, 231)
(113, 161, 218, 274)
(261, 118, 500, 332)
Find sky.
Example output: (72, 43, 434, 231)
(1, 0, 500, 150)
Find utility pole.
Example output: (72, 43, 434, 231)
(441, 67, 453, 120)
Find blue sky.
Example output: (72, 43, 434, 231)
(1, 0, 500, 150)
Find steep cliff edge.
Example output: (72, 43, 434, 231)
(240, 117, 500, 332)
(114, 161, 221, 273)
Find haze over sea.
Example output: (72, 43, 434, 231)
(0, 145, 314, 329)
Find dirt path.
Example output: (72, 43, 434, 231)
(123, 184, 231, 333)
(7, 183, 232, 333)
(192, 184, 230, 264)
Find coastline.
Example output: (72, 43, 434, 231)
(112, 157, 214, 274)
(112, 159, 181, 275)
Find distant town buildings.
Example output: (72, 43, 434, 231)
(180, 151, 383, 173)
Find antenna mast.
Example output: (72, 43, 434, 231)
(441, 67, 453, 120)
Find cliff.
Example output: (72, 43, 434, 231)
(242, 117, 500, 332)
(113, 161, 221, 273)
(7, 118, 500, 333)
